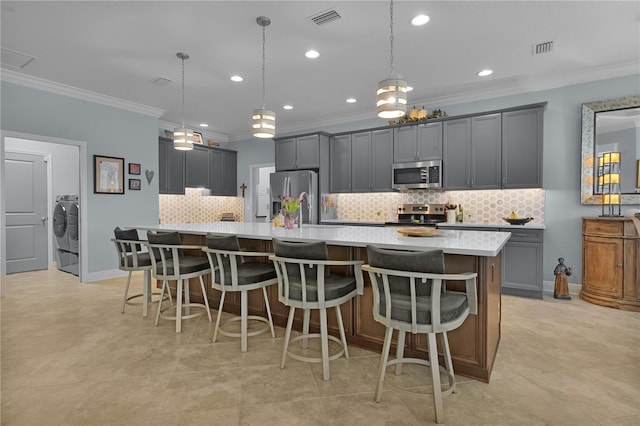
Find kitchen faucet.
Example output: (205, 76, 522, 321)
(297, 192, 310, 228)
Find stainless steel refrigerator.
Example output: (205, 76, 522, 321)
(270, 170, 318, 224)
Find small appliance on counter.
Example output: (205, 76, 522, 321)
(385, 203, 447, 227)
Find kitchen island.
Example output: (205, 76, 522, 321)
(132, 222, 510, 382)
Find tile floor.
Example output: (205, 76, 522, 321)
(1, 267, 639, 425)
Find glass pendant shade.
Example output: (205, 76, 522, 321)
(377, 78, 408, 118)
(252, 109, 276, 138)
(173, 127, 196, 150)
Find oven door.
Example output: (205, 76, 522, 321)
(392, 160, 442, 190)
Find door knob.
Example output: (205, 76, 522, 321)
(41, 217, 48, 223)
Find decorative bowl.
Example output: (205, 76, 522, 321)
(502, 217, 534, 225)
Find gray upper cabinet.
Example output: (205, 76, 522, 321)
(330, 134, 352, 193)
(209, 149, 237, 196)
(351, 131, 372, 192)
(159, 137, 185, 195)
(275, 133, 322, 171)
(185, 145, 210, 188)
(443, 118, 471, 190)
(471, 113, 502, 189)
(393, 122, 442, 163)
(371, 128, 393, 191)
(502, 107, 543, 188)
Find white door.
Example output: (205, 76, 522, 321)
(5, 152, 48, 273)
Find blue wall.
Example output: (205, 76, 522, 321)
(1, 81, 160, 279)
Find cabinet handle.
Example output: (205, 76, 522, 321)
(513, 233, 527, 237)
(617, 264, 623, 268)
(491, 263, 495, 282)
(503, 176, 506, 185)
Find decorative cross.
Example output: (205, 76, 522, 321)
(240, 182, 247, 198)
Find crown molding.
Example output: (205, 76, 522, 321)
(158, 120, 230, 144)
(234, 61, 639, 141)
(1, 68, 165, 118)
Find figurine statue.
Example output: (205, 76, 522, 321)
(553, 257, 572, 300)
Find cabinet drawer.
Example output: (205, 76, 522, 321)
(583, 220, 623, 237)
(500, 228, 543, 242)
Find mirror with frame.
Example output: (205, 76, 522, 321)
(581, 95, 640, 205)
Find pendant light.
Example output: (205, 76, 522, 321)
(376, 0, 407, 119)
(174, 52, 196, 150)
(252, 16, 276, 139)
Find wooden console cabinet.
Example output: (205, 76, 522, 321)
(581, 217, 640, 311)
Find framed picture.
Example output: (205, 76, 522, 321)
(194, 132, 204, 144)
(129, 178, 141, 191)
(128, 163, 141, 175)
(94, 155, 124, 194)
(637, 160, 640, 188)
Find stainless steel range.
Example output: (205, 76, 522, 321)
(385, 203, 447, 227)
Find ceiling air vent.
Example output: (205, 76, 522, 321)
(150, 76, 173, 86)
(1, 47, 36, 69)
(308, 8, 341, 25)
(533, 40, 555, 55)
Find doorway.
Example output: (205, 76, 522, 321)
(249, 164, 274, 222)
(1, 132, 84, 293)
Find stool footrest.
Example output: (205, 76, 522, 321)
(217, 315, 272, 339)
(386, 357, 456, 396)
(159, 303, 209, 321)
(124, 291, 166, 306)
(286, 333, 345, 364)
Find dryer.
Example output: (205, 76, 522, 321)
(53, 195, 79, 275)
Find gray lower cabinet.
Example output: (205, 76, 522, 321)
(502, 107, 543, 188)
(159, 137, 185, 194)
(437, 225, 543, 298)
(393, 122, 442, 163)
(185, 145, 210, 188)
(500, 228, 543, 299)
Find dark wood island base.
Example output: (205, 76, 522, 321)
(168, 234, 502, 383)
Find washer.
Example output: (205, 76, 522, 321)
(53, 195, 79, 276)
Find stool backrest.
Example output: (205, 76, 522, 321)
(272, 238, 329, 280)
(113, 227, 148, 270)
(147, 231, 182, 260)
(364, 245, 477, 333)
(114, 227, 142, 253)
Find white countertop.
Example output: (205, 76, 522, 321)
(132, 222, 511, 257)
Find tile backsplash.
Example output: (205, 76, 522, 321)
(336, 189, 545, 224)
(159, 188, 245, 223)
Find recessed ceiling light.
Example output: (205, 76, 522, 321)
(411, 14, 430, 26)
(406, 86, 414, 92)
(230, 75, 243, 82)
(305, 50, 320, 59)
(283, 105, 293, 110)
(346, 98, 357, 103)
(199, 123, 208, 128)
(477, 69, 493, 77)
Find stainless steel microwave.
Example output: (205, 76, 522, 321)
(392, 160, 442, 190)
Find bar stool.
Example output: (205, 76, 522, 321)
(202, 233, 278, 352)
(362, 245, 477, 424)
(146, 231, 212, 333)
(112, 227, 166, 317)
(270, 238, 364, 381)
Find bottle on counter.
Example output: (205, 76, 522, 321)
(457, 205, 464, 223)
